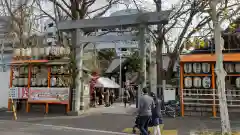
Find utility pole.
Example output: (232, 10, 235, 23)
(210, 0, 231, 134)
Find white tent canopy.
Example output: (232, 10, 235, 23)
(95, 77, 120, 88)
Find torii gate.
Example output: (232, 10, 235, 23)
(57, 10, 171, 113)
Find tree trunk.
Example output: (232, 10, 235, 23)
(156, 38, 163, 97)
(210, 1, 231, 134)
(155, 0, 164, 98)
(69, 0, 79, 111)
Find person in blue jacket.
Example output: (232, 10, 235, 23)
(150, 92, 162, 135)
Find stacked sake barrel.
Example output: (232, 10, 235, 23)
(13, 46, 71, 60)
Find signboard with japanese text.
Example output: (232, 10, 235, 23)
(28, 87, 69, 104)
(9, 87, 29, 99)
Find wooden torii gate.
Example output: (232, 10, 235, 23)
(57, 10, 171, 113)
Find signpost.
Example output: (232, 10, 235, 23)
(57, 11, 171, 111)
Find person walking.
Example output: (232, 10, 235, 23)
(109, 90, 114, 106)
(128, 88, 134, 106)
(138, 87, 155, 135)
(150, 92, 162, 135)
(123, 89, 129, 108)
(105, 89, 110, 107)
(91, 90, 96, 107)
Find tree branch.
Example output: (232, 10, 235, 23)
(48, 0, 72, 18)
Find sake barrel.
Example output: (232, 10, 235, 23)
(184, 63, 192, 73)
(236, 77, 240, 88)
(14, 48, 21, 57)
(202, 63, 210, 73)
(235, 64, 240, 72)
(12, 78, 17, 86)
(50, 46, 56, 56)
(21, 48, 25, 57)
(59, 46, 65, 56)
(225, 63, 234, 73)
(51, 77, 57, 86)
(193, 77, 202, 88)
(184, 77, 192, 88)
(55, 46, 60, 57)
(32, 47, 39, 59)
(42, 78, 47, 86)
(25, 48, 32, 57)
(31, 78, 36, 86)
(39, 47, 45, 57)
(202, 77, 211, 88)
(19, 66, 24, 74)
(24, 78, 28, 86)
(18, 78, 24, 86)
(193, 63, 201, 73)
(45, 46, 51, 56)
(65, 47, 70, 56)
(60, 66, 64, 74)
(37, 77, 42, 86)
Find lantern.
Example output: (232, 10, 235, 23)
(184, 77, 192, 88)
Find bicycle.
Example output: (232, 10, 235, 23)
(161, 101, 180, 118)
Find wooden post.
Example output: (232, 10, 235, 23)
(8, 66, 13, 111)
(180, 63, 184, 117)
(45, 103, 49, 114)
(47, 66, 51, 88)
(26, 65, 31, 113)
(211, 63, 216, 117)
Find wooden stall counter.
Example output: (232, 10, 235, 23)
(27, 101, 70, 114)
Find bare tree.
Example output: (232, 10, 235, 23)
(132, 0, 240, 82)
(36, 0, 123, 110)
(1, 0, 41, 47)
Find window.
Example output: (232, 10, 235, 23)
(48, 23, 54, 27)
(101, 28, 108, 31)
(120, 48, 127, 51)
(47, 32, 53, 37)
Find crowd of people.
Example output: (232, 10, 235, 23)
(137, 87, 162, 135)
(91, 88, 116, 107)
(91, 86, 137, 108)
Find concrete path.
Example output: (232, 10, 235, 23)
(0, 120, 133, 135)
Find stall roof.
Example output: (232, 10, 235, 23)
(180, 53, 240, 62)
(95, 77, 120, 88)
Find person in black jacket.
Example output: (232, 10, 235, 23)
(150, 92, 162, 135)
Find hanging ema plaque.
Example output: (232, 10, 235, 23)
(193, 77, 202, 88)
(202, 77, 211, 89)
(202, 63, 210, 73)
(184, 77, 192, 88)
(193, 63, 201, 73)
(184, 63, 192, 73)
